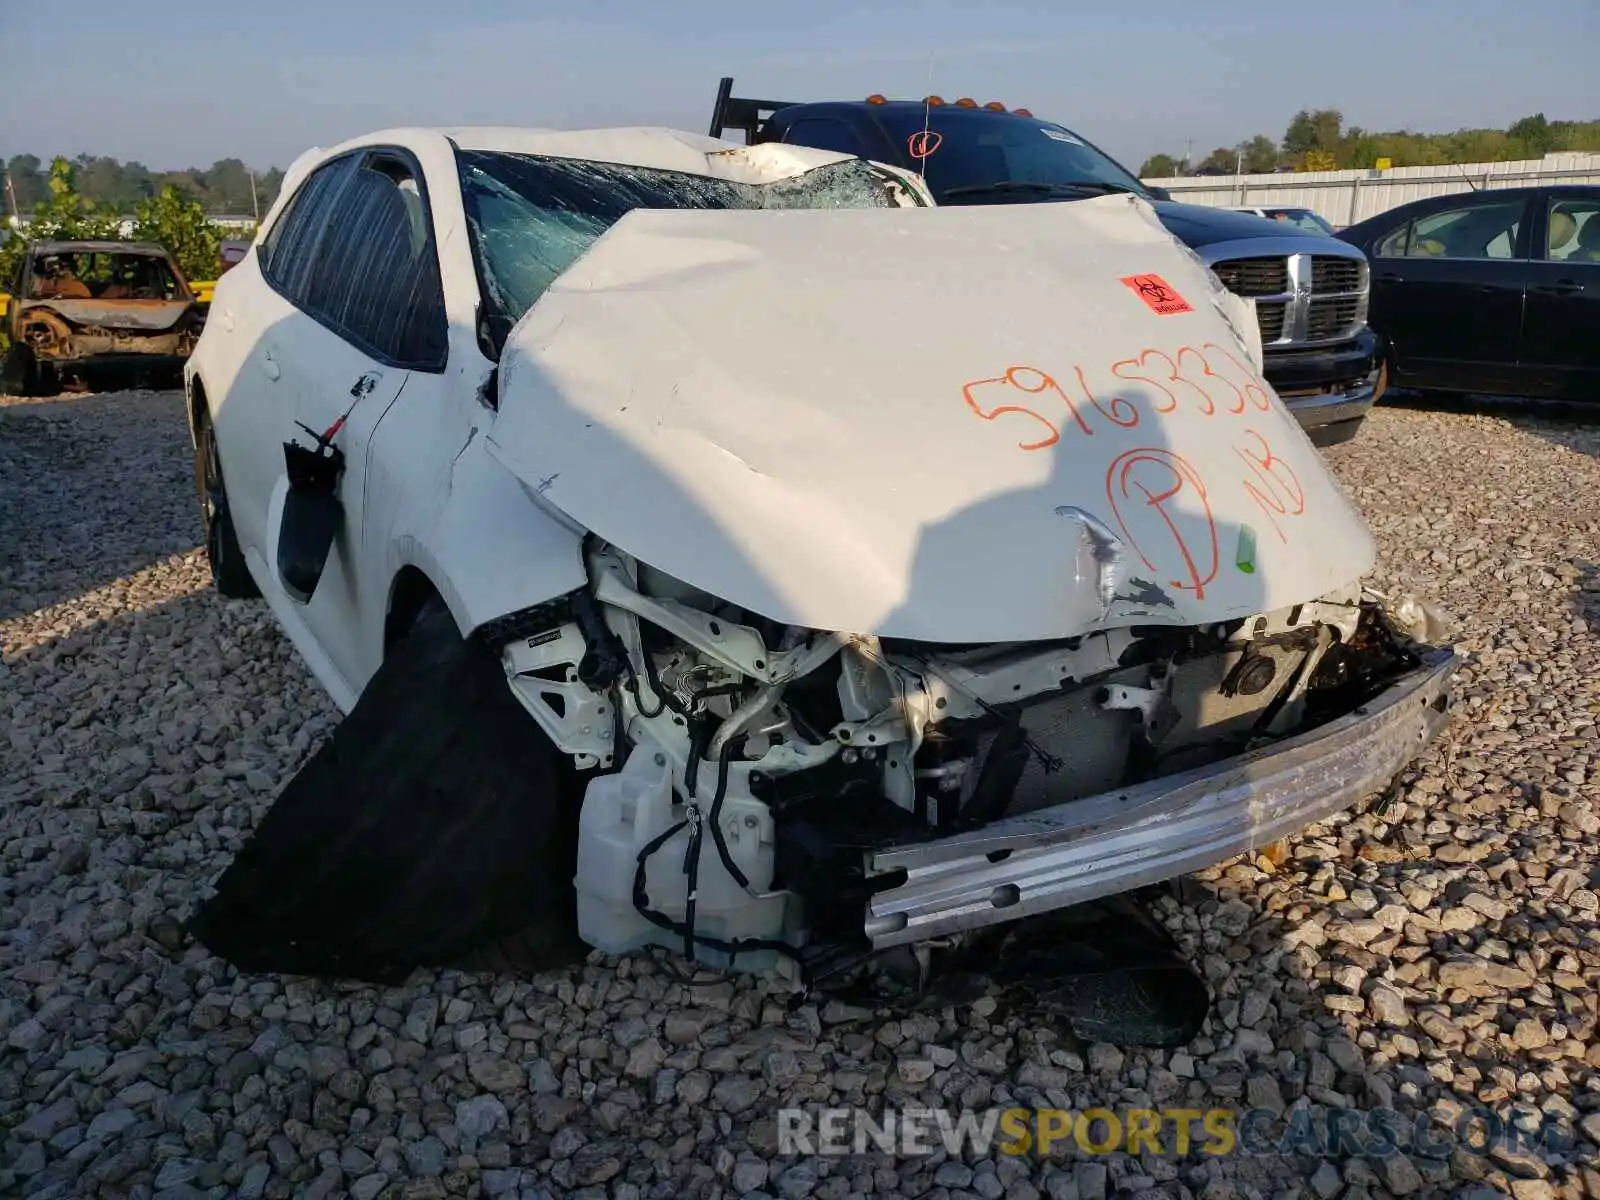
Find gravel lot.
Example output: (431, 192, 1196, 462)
(2, 389, 1598, 1200)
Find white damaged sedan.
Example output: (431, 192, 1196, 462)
(183, 125, 1458, 995)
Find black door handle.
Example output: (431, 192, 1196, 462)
(1535, 279, 1584, 295)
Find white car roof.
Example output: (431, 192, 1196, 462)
(305, 125, 860, 186)
(261, 125, 937, 238)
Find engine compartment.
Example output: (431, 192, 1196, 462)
(492, 539, 1429, 984)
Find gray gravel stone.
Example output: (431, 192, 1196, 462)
(2, 396, 1597, 1198)
(455, 1094, 509, 1139)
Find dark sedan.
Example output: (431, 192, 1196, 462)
(1339, 185, 1600, 402)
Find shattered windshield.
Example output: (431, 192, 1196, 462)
(458, 150, 893, 352)
(1262, 209, 1336, 237)
(871, 109, 1148, 204)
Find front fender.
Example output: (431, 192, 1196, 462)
(401, 434, 588, 637)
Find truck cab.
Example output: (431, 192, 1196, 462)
(709, 80, 1385, 447)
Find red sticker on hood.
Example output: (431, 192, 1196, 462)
(1120, 274, 1193, 315)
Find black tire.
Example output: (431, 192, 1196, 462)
(193, 412, 260, 599)
(1, 346, 40, 397)
(187, 596, 588, 982)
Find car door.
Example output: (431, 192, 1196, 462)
(267, 147, 450, 694)
(1365, 193, 1533, 393)
(1519, 190, 1600, 401)
(208, 155, 357, 560)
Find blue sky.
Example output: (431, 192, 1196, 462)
(4, 0, 1596, 172)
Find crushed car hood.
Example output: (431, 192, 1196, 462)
(16, 298, 193, 331)
(488, 195, 1375, 642)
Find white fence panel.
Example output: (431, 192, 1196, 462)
(1142, 152, 1600, 227)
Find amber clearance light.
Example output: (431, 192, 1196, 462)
(863, 92, 1031, 115)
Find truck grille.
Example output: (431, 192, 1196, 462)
(1256, 301, 1288, 343)
(1311, 256, 1363, 294)
(1211, 257, 1289, 297)
(1209, 251, 1368, 348)
(1306, 296, 1363, 341)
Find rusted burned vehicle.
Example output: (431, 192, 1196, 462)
(179, 127, 1459, 1022)
(1, 240, 204, 394)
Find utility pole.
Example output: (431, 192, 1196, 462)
(248, 171, 260, 224)
(2, 170, 17, 224)
(1183, 138, 1193, 175)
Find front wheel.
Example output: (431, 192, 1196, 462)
(193, 412, 260, 599)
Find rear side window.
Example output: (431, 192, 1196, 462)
(260, 158, 352, 300)
(1543, 198, 1600, 262)
(781, 118, 869, 158)
(300, 159, 447, 370)
(262, 152, 448, 372)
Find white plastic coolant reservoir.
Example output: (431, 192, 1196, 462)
(574, 743, 790, 971)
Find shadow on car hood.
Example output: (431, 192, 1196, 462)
(488, 195, 1374, 642)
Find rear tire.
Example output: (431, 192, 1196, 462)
(193, 410, 260, 599)
(1, 346, 40, 397)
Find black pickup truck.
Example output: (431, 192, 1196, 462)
(710, 79, 1385, 447)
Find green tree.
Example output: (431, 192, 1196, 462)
(1196, 146, 1238, 173)
(1508, 113, 1554, 156)
(1282, 109, 1315, 156)
(1340, 125, 1380, 170)
(72, 154, 152, 211)
(5, 155, 46, 210)
(203, 159, 258, 214)
(257, 167, 285, 214)
(0, 158, 124, 287)
(1549, 119, 1600, 152)
(1283, 108, 1344, 166)
(1139, 152, 1182, 177)
(130, 185, 221, 282)
(40, 158, 123, 235)
(1238, 135, 1279, 173)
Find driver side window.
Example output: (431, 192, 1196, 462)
(1381, 199, 1525, 261)
(781, 118, 869, 159)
